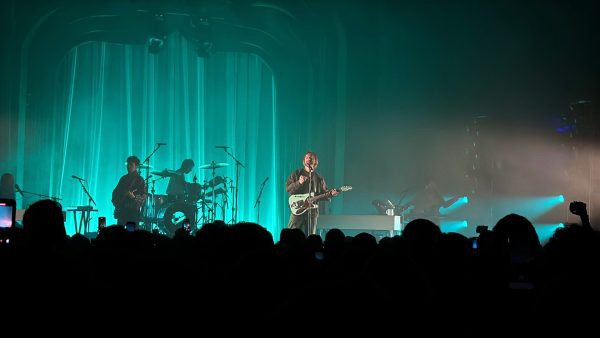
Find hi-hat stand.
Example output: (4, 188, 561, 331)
(140, 143, 165, 231)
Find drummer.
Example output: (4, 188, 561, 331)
(166, 159, 195, 202)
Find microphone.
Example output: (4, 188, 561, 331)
(157, 142, 167, 146)
(15, 184, 25, 198)
(215, 145, 230, 149)
(262, 176, 269, 185)
(72, 175, 86, 181)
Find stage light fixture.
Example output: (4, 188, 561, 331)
(196, 40, 213, 58)
(148, 37, 164, 55)
(147, 13, 166, 55)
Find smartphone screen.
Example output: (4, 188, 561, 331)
(0, 199, 16, 230)
(98, 217, 106, 231)
(182, 218, 191, 232)
(125, 222, 136, 232)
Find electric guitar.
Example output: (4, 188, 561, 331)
(289, 185, 352, 215)
(113, 188, 146, 218)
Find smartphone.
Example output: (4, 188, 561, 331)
(182, 218, 191, 232)
(125, 221, 136, 232)
(0, 198, 16, 230)
(314, 251, 324, 261)
(98, 216, 106, 231)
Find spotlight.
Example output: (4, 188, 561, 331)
(148, 13, 166, 55)
(191, 17, 213, 58)
(148, 37, 164, 55)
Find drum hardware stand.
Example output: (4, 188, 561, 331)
(197, 181, 208, 228)
(219, 147, 245, 224)
(145, 176, 167, 231)
(197, 161, 230, 223)
(200, 199, 213, 226)
(140, 143, 165, 231)
(209, 163, 218, 222)
(221, 178, 230, 221)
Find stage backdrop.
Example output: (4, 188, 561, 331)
(22, 32, 280, 236)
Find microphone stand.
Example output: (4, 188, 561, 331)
(307, 166, 313, 235)
(16, 189, 62, 202)
(254, 177, 268, 224)
(75, 178, 96, 234)
(219, 147, 245, 224)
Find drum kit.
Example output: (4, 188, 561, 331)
(141, 161, 231, 236)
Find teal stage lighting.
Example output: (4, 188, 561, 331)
(534, 223, 564, 244)
(440, 219, 468, 233)
(492, 195, 565, 222)
(439, 195, 469, 215)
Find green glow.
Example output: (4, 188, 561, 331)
(533, 223, 565, 244)
(21, 33, 280, 237)
(440, 219, 468, 233)
(491, 196, 565, 222)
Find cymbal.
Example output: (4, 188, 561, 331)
(197, 162, 229, 170)
(151, 170, 181, 177)
(138, 164, 153, 169)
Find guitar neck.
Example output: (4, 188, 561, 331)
(308, 190, 335, 203)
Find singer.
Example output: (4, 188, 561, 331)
(285, 151, 338, 235)
(112, 156, 147, 226)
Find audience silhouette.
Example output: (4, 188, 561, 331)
(3, 198, 595, 333)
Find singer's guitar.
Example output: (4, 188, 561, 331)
(113, 189, 146, 219)
(289, 185, 352, 215)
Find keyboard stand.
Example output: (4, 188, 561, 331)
(68, 206, 98, 234)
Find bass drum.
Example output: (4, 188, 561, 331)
(156, 202, 196, 236)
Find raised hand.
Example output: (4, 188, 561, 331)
(569, 201, 591, 229)
(569, 201, 587, 216)
(299, 175, 307, 184)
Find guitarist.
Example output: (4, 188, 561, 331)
(285, 151, 338, 235)
(111, 156, 147, 226)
